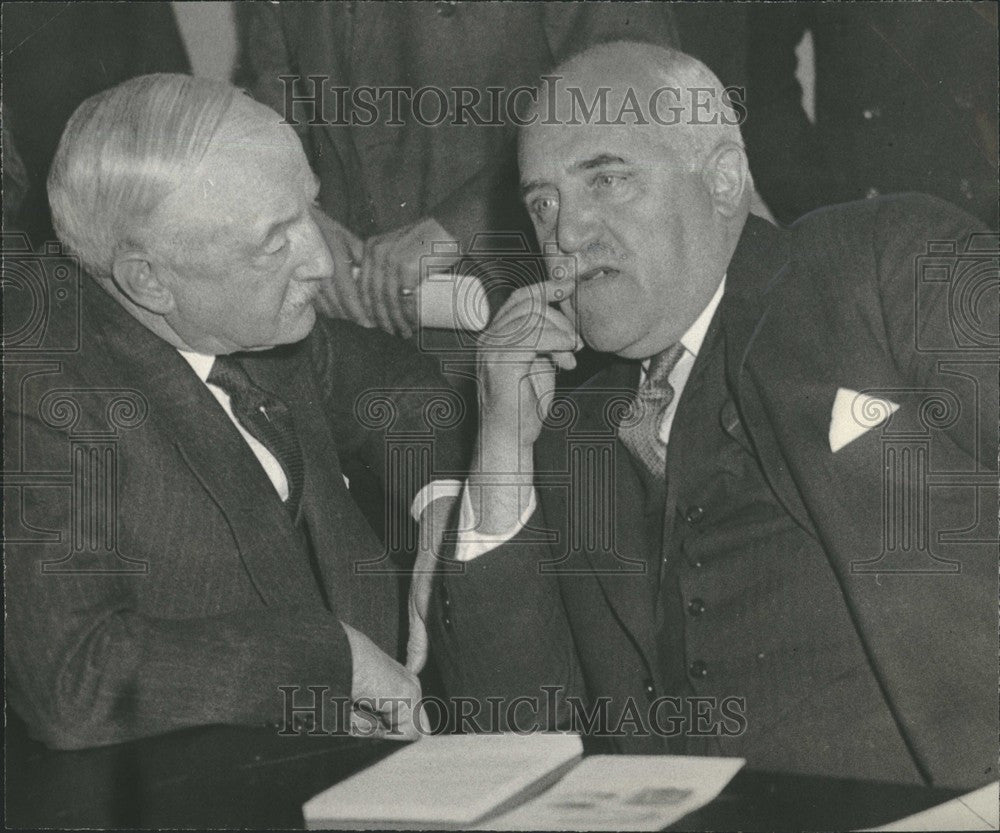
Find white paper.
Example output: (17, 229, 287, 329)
(862, 781, 999, 831)
(303, 733, 583, 829)
(418, 273, 490, 331)
(478, 754, 745, 831)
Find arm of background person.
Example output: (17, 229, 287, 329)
(742, 4, 827, 225)
(308, 316, 472, 511)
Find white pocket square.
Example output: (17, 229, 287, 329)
(829, 388, 900, 453)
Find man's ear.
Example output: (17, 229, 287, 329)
(111, 253, 175, 315)
(702, 142, 750, 218)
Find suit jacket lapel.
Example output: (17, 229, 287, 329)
(720, 215, 814, 534)
(86, 284, 319, 607)
(245, 341, 393, 630)
(563, 360, 660, 661)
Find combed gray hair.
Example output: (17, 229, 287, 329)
(48, 73, 241, 280)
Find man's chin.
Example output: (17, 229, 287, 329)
(578, 322, 633, 357)
(269, 307, 317, 348)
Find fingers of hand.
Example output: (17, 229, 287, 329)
(385, 255, 413, 338)
(341, 266, 375, 327)
(357, 241, 381, 326)
(314, 279, 346, 319)
(488, 281, 579, 348)
(369, 245, 395, 334)
(486, 303, 579, 357)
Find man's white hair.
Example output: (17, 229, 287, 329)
(48, 73, 241, 280)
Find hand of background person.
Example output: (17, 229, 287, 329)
(357, 217, 461, 338)
(310, 207, 374, 327)
(341, 621, 422, 740)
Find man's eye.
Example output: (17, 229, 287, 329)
(531, 195, 558, 219)
(262, 234, 288, 256)
(593, 173, 626, 189)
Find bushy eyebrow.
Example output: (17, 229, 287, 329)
(520, 178, 548, 198)
(521, 153, 631, 196)
(576, 153, 629, 171)
(256, 173, 319, 247)
(257, 215, 296, 247)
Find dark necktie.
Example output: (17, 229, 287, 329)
(618, 342, 686, 479)
(207, 354, 305, 518)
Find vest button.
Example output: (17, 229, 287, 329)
(688, 660, 708, 679)
(684, 505, 705, 524)
(687, 598, 706, 617)
(643, 678, 656, 700)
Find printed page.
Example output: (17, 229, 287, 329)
(303, 733, 583, 829)
(479, 754, 745, 831)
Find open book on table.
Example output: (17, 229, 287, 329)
(303, 733, 745, 830)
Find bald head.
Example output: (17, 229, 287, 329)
(526, 41, 745, 172)
(517, 42, 751, 360)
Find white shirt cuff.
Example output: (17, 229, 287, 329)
(409, 479, 463, 522)
(454, 481, 537, 562)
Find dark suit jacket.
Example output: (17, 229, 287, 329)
(241, 1, 679, 246)
(4, 278, 466, 749)
(432, 195, 998, 789)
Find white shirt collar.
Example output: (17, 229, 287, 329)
(177, 350, 216, 383)
(680, 275, 726, 359)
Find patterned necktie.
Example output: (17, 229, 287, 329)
(207, 354, 305, 518)
(618, 342, 686, 479)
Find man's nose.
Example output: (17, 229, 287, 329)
(294, 214, 335, 281)
(555, 200, 601, 255)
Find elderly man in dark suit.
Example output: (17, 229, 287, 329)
(4, 74, 466, 749)
(428, 43, 997, 788)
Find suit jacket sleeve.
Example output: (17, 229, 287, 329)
(429, 436, 587, 730)
(308, 317, 471, 499)
(765, 195, 998, 787)
(4, 408, 354, 751)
